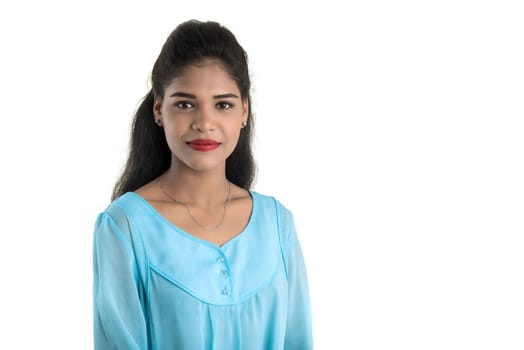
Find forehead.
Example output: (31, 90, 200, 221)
(166, 59, 239, 95)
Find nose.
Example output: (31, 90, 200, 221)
(191, 105, 215, 132)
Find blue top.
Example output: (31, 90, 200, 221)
(93, 191, 313, 349)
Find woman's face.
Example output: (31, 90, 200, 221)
(154, 59, 248, 174)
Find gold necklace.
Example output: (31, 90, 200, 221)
(157, 178, 231, 231)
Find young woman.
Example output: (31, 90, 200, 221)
(93, 20, 312, 349)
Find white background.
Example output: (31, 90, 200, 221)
(0, 0, 523, 349)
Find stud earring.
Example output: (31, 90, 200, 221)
(241, 121, 247, 128)
(155, 119, 162, 127)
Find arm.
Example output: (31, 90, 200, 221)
(93, 212, 148, 350)
(282, 210, 314, 349)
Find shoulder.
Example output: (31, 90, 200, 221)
(251, 190, 293, 213)
(251, 191, 296, 232)
(93, 192, 157, 255)
(101, 192, 142, 216)
(95, 192, 147, 232)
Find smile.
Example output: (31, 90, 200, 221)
(186, 139, 221, 152)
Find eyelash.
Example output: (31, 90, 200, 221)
(174, 101, 234, 110)
(216, 101, 234, 109)
(174, 101, 194, 109)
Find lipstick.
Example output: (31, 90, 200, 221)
(186, 139, 221, 152)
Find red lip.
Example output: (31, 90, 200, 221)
(186, 139, 221, 152)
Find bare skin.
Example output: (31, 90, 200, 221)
(135, 179, 252, 247)
(135, 59, 253, 247)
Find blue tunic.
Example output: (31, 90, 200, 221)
(93, 191, 313, 349)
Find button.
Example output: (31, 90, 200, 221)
(222, 270, 229, 277)
(222, 287, 230, 295)
(216, 257, 225, 263)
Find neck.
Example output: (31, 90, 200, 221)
(160, 166, 230, 207)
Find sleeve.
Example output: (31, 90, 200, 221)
(282, 208, 314, 349)
(93, 212, 148, 350)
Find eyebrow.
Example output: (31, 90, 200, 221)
(169, 92, 239, 99)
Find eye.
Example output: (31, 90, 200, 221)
(216, 101, 234, 110)
(174, 101, 194, 109)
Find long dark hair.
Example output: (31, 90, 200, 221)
(112, 20, 255, 201)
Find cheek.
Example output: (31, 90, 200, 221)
(164, 117, 189, 135)
(232, 131, 244, 151)
(226, 124, 242, 141)
(162, 122, 187, 151)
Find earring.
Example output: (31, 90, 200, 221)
(241, 121, 247, 128)
(155, 119, 162, 127)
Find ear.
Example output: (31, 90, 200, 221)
(241, 99, 249, 121)
(153, 97, 163, 120)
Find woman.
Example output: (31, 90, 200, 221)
(93, 20, 312, 349)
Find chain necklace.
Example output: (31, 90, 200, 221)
(157, 178, 231, 231)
